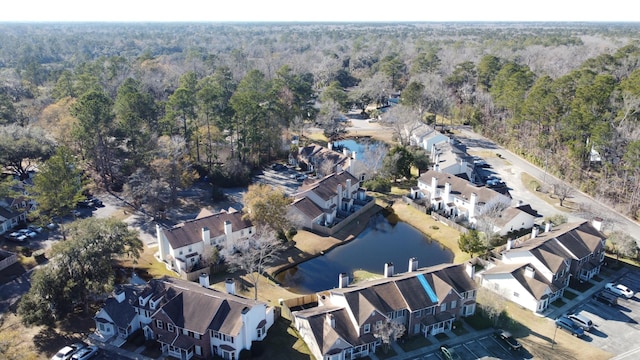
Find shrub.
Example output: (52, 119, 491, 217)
(364, 178, 391, 193)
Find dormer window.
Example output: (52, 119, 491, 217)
(167, 323, 174, 332)
(363, 324, 371, 334)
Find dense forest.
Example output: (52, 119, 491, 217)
(1, 22, 640, 219)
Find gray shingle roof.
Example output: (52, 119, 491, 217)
(163, 210, 253, 249)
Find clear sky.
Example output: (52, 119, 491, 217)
(1, 0, 638, 23)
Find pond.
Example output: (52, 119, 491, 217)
(334, 138, 385, 161)
(275, 213, 453, 293)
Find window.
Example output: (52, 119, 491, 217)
(99, 323, 105, 331)
(363, 324, 371, 334)
(514, 292, 520, 298)
(156, 320, 163, 329)
(376, 320, 382, 329)
(440, 303, 447, 312)
(451, 300, 457, 309)
(195, 346, 202, 356)
(167, 323, 174, 332)
(179, 250, 183, 255)
(194, 332, 201, 340)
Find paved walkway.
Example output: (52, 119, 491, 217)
(88, 337, 161, 360)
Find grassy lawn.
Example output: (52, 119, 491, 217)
(569, 280, 594, 292)
(463, 311, 493, 330)
(551, 298, 566, 307)
(563, 290, 578, 300)
(375, 347, 398, 359)
(253, 317, 313, 360)
(399, 336, 432, 352)
(451, 321, 468, 336)
(434, 332, 449, 341)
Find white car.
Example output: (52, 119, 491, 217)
(18, 229, 38, 238)
(605, 282, 634, 298)
(70, 345, 98, 360)
(51, 343, 85, 360)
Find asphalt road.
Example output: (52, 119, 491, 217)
(453, 126, 640, 243)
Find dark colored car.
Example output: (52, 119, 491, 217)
(556, 316, 585, 337)
(495, 329, 522, 350)
(593, 290, 618, 306)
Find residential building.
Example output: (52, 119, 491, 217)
(409, 124, 450, 153)
(493, 203, 540, 236)
(156, 208, 254, 273)
(430, 141, 477, 182)
(477, 220, 606, 313)
(293, 143, 353, 177)
(288, 171, 372, 232)
(94, 276, 274, 360)
(293, 261, 477, 360)
(0, 194, 31, 234)
(411, 169, 511, 224)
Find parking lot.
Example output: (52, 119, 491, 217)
(566, 269, 640, 356)
(253, 165, 307, 196)
(409, 334, 531, 360)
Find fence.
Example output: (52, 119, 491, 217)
(0, 250, 17, 271)
(279, 294, 318, 321)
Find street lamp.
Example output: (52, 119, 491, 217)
(543, 150, 550, 184)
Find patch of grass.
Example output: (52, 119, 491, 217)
(563, 290, 578, 300)
(352, 269, 382, 284)
(375, 346, 398, 359)
(434, 332, 449, 341)
(592, 274, 604, 282)
(569, 279, 594, 292)
(463, 311, 493, 330)
(253, 318, 313, 360)
(552, 298, 566, 307)
(399, 336, 432, 352)
(451, 321, 468, 336)
(141, 341, 162, 358)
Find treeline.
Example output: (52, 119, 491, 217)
(0, 22, 639, 218)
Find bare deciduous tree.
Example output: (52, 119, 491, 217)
(221, 227, 285, 300)
(380, 104, 422, 146)
(477, 287, 508, 327)
(475, 196, 512, 247)
(373, 319, 406, 354)
(608, 231, 638, 260)
(552, 182, 575, 207)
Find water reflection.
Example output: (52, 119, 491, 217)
(276, 213, 453, 293)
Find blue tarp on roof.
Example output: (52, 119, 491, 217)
(417, 273, 438, 303)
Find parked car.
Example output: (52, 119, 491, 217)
(7, 232, 27, 242)
(568, 313, 593, 331)
(51, 343, 85, 360)
(555, 316, 585, 337)
(605, 282, 635, 298)
(18, 229, 37, 238)
(28, 225, 43, 233)
(46, 222, 58, 230)
(89, 198, 103, 207)
(594, 290, 618, 306)
(70, 345, 98, 360)
(494, 329, 522, 350)
(440, 345, 462, 360)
